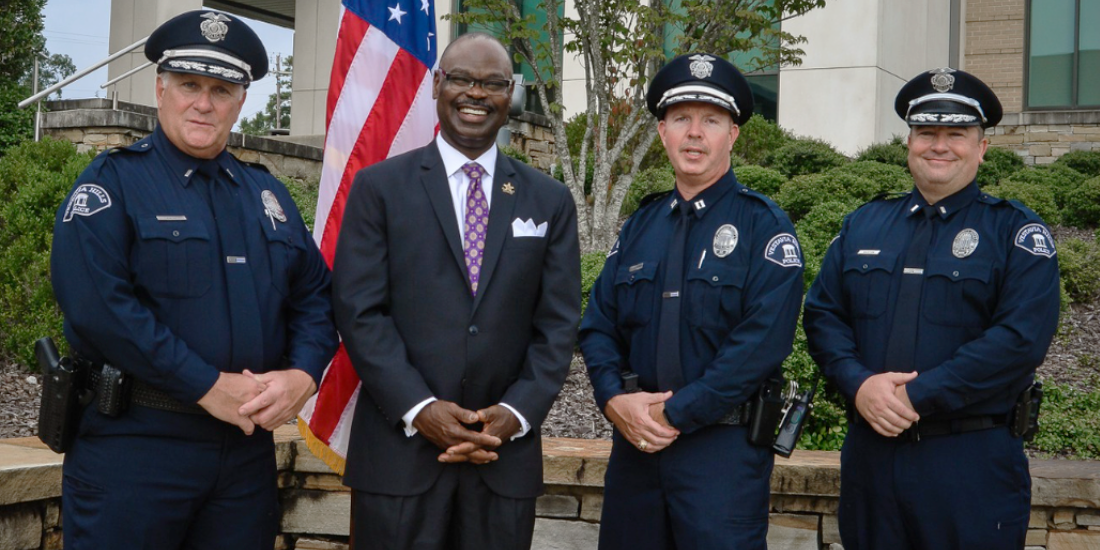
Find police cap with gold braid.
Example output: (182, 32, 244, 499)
(895, 68, 1003, 129)
(646, 53, 754, 125)
(145, 10, 269, 87)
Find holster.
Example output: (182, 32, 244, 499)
(36, 337, 91, 454)
(1010, 381, 1043, 441)
(747, 377, 785, 447)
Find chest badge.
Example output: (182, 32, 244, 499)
(952, 228, 979, 258)
(262, 190, 287, 229)
(713, 224, 738, 258)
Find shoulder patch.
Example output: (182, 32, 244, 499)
(1014, 223, 1056, 258)
(63, 184, 112, 222)
(765, 233, 803, 268)
(638, 190, 674, 210)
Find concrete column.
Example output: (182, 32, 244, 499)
(290, 0, 340, 136)
(778, 1, 952, 155)
(107, 0, 201, 107)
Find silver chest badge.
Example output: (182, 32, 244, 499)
(689, 54, 716, 79)
(713, 224, 738, 258)
(200, 12, 232, 43)
(262, 190, 287, 229)
(952, 228, 979, 258)
(929, 67, 956, 93)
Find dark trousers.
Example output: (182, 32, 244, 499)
(598, 425, 773, 550)
(62, 426, 278, 550)
(839, 421, 1031, 550)
(352, 463, 536, 550)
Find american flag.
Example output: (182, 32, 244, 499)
(297, 0, 438, 474)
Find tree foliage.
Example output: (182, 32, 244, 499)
(240, 56, 292, 135)
(449, 0, 828, 252)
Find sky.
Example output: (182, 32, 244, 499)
(41, 0, 296, 130)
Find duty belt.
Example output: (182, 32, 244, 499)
(899, 415, 1007, 442)
(86, 365, 208, 416)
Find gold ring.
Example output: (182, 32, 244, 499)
(638, 439, 649, 451)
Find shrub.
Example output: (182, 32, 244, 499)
(774, 171, 877, 222)
(579, 251, 607, 319)
(0, 138, 95, 368)
(763, 137, 848, 178)
(278, 176, 320, 231)
(1060, 175, 1100, 228)
(498, 144, 531, 165)
(1016, 164, 1088, 211)
(855, 136, 909, 169)
(828, 160, 912, 195)
(982, 179, 1062, 226)
(796, 199, 860, 287)
(733, 165, 787, 198)
(976, 147, 1025, 187)
(1029, 382, 1100, 459)
(733, 114, 791, 166)
(1056, 237, 1100, 303)
(1053, 150, 1100, 178)
(620, 165, 674, 218)
(783, 317, 847, 452)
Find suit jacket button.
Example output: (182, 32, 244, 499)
(468, 325, 479, 335)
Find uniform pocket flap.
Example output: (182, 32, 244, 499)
(615, 261, 659, 286)
(686, 264, 748, 288)
(925, 257, 993, 283)
(843, 251, 899, 275)
(259, 216, 304, 249)
(137, 217, 210, 243)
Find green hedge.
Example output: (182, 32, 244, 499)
(580, 251, 607, 319)
(976, 147, 1025, 187)
(1057, 238, 1100, 303)
(1061, 175, 1100, 228)
(855, 136, 909, 169)
(829, 160, 912, 195)
(1030, 380, 1100, 459)
(278, 175, 320, 231)
(620, 165, 675, 218)
(0, 138, 95, 367)
(1053, 150, 1100, 178)
(764, 137, 849, 178)
(775, 171, 877, 222)
(733, 165, 787, 197)
(733, 114, 791, 166)
(983, 179, 1062, 226)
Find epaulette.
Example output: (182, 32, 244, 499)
(111, 137, 155, 155)
(870, 190, 910, 202)
(638, 189, 674, 210)
(243, 160, 271, 174)
(736, 185, 794, 224)
(977, 191, 1007, 205)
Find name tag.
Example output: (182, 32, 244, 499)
(857, 249, 880, 255)
(226, 256, 247, 264)
(156, 215, 188, 222)
(903, 267, 924, 275)
(629, 263, 644, 272)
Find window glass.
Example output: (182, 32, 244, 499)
(1078, 0, 1100, 105)
(746, 74, 778, 121)
(1028, 0, 1075, 107)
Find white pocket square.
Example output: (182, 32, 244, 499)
(511, 218, 548, 238)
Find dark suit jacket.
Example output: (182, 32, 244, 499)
(333, 142, 581, 499)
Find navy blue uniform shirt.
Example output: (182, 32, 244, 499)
(580, 170, 804, 434)
(804, 181, 1060, 418)
(51, 127, 338, 410)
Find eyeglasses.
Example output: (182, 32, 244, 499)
(438, 69, 513, 95)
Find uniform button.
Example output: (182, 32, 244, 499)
(468, 325, 479, 335)
(172, 230, 180, 237)
(862, 264, 869, 270)
(712, 276, 719, 282)
(740, 189, 748, 193)
(629, 275, 635, 282)
(953, 270, 960, 277)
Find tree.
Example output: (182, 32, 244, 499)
(0, 0, 46, 152)
(19, 53, 76, 98)
(240, 55, 292, 135)
(450, 0, 827, 252)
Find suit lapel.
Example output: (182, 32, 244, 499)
(419, 143, 467, 277)
(472, 154, 518, 312)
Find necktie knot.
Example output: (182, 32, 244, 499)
(462, 162, 485, 181)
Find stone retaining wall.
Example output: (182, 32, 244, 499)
(2, 426, 1099, 549)
(986, 111, 1100, 165)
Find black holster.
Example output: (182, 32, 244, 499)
(748, 378, 785, 447)
(36, 337, 91, 454)
(1010, 381, 1043, 441)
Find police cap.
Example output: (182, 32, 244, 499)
(894, 68, 1002, 128)
(145, 10, 269, 87)
(646, 53, 754, 125)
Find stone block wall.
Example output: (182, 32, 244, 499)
(986, 112, 1100, 165)
(3, 427, 1099, 550)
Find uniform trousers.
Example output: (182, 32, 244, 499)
(599, 424, 773, 550)
(351, 463, 536, 550)
(62, 415, 277, 550)
(839, 421, 1031, 550)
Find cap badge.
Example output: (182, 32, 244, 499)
(262, 190, 287, 229)
(688, 54, 716, 79)
(952, 228, 979, 258)
(200, 12, 232, 43)
(713, 224, 738, 258)
(929, 67, 956, 93)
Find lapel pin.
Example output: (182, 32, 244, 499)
(502, 182, 515, 195)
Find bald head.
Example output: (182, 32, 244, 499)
(440, 32, 510, 68)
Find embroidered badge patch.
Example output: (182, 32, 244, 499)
(765, 233, 803, 268)
(63, 184, 112, 222)
(713, 224, 738, 258)
(1014, 223, 1056, 257)
(952, 228, 980, 258)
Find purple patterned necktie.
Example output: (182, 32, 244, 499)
(461, 162, 489, 295)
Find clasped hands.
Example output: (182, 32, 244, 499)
(605, 391, 680, 453)
(413, 401, 520, 465)
(854, 371, 920, 437)
(198, 369, 317, 435)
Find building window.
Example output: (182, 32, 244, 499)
(1027, 0, 1100, 109)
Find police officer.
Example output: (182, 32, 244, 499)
(803, 68, 1060, 550)
(579, 54, 804, 549)
(50, 10, 339, 550)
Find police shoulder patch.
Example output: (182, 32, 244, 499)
(1014, 223, 1056, 258)
(63, 184, 112, 222)
(765, 233, 803, 268)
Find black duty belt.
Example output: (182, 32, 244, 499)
(899, 415, 1007, 442)
(86, 367, 208, 416)
(714, 403, 751, 426)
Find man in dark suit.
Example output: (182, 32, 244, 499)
(332, 32, 582, 550)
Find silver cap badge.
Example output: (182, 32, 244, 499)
(929, 67, 957, 93)
(200, 12, 232, 43)
(689, 54, 716, 80)
(262, 190, 287, 229)
(713, 224, 738, 258)
(952, 228, 979, 258)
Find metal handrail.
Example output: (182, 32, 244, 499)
(18, 37, 149, 109)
